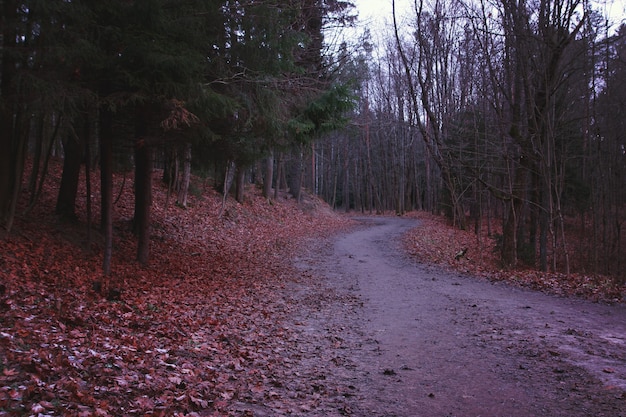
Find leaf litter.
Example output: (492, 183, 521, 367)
(402, 212, 625, 303)
(0, 161, 354, 416)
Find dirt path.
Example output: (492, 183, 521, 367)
(293, 217, 626, 417)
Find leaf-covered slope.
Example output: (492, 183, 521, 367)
(403, 212, 625, 303)
(0, 166, 353, 416)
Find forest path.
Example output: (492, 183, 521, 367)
(294, 216, 626, 417)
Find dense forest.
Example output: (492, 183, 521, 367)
(1, 0, 625, 284)
(0, 0, 357, 268)
(320, 0, 625, 284)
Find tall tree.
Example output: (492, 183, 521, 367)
(197, 0, 355, 202)
(86, 0, 214, 265)
(55, 125, 84, 220)
(0, 0, 25, 232)
(393, 0, 469, 228)
(591, 24, 626, 281)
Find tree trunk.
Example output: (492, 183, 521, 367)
(220, 160, 236, 217)
(27, 114, 62, 213)
(342, 143, 350, 212)
(5, 109, 28, 235)
(235, 164, 246, 204)
(0, 0, 18, 226)
(176, 142, 191, 207)
(56, 130, 83, 220)
(365, 133, 375, 213)
(274, 154, 285, 199)
(288, 150, 303, 202)
(539, 184, 549, 272)
(28, 114, 46, 197)
(501, 155, 529, 268)
(528, 172, 540, 267)
(134, 140, 152, 265)
(84, 114, 92, 244)
(310, 142, 316, 193)
(263, 151, 274, 199)
(163, 145, 175, 185)
(100, 106, 114, 275)
(133, 102, 153, 265)
(353, 158, 362, 212)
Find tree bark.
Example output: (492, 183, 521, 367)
(28, 114, 46, 198)
(134, 139, 152, 265)
(5, 109, 28, 235)
(84, 114, 92, 244)
(100, 106, 114, 275)
(176, 142, 191, 207)
(133, 102, 153, 265)
(235, 164, 246, 204)
(287, 151, 303, 202)
(219, 160, 236, 217)
(27, 114, 62, 213)
(56, 129, 83, 220)
(263, 151, 274, 199)
(274, 153, 285, 200)
(0, 0, 18, 226)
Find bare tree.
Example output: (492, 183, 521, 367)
(393, 0, 471, 227)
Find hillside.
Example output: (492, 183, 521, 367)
(403, 212, 625, 303)
(0, 163, 353, 416)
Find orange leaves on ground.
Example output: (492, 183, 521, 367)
(403, 212, 625, 302)
(0, 163, 354, 416)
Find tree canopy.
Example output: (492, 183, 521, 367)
(0, 0, 357, 267)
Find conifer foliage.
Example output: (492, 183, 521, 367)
(0, 0, 357, 268)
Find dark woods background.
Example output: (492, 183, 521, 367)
(0, 0, 624, 283)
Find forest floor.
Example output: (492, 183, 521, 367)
(1, 165, 625, 416)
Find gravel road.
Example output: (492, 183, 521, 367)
(293, 216, 626, 417)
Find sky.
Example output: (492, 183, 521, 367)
(351, 0, 412, 36)
(328, 0, 412, 54)
(352, 0, 625, 34)
(353, 0, 412, 25)
(605, 0, 626, 28)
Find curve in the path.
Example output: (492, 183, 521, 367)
(329, 217, 626, 417)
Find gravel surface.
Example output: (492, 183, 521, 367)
(292, 216, 626, 417)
